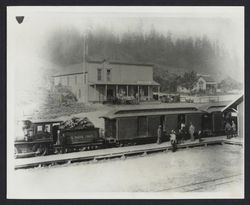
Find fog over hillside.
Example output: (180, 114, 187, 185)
(8, 7, 244, 115)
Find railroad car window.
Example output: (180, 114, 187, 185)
(45, 124, 51, 132)
(37, 125, 43, 132)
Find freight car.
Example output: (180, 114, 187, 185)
(100, 104, 205, 145)
(14, 117, 103, 158)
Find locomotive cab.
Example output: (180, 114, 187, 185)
(14, 120, 62, 158)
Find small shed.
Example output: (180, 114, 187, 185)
(222, 95, 244, 138)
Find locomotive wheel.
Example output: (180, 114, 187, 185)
(33, 144, 47, 156)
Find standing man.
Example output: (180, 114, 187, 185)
(170, 130, 177, 152)
(157, 125, 162, 144)
(225, 121, 232, 139)
(189, 122, 195, 141)
(179, 123, 186, 143)
(232, 121, 237, 137)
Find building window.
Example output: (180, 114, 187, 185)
(79, 89, 81, 98)
(67, 76, 69, 86)
(37, 125, 43, 132)
(45, 124, 51, 133)
(198, 80, 203, 90)
(75, 75, 77, 85)
(107, 69, 111, 81)
(97, 68, 102, 81)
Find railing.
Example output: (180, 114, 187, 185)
(180, 94, 241, 103)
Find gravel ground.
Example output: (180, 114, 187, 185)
(8, 144, 243, 199)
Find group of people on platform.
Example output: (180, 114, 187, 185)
(224, 120, 237, 139)
(157, 120, 237, 152)
(157, 122, 201, 152)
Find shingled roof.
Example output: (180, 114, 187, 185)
(199, 76, 216, 83)
(52, 60, 154, 77)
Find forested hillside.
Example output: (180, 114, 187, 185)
(44, 28, 241, 92)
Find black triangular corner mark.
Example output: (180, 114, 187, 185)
(16, 16, 24, 24)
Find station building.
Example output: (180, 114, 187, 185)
(52, 60, 160, 103)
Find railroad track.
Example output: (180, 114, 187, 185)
(14, 137, 242, 170)
(156, 173, 243, 192)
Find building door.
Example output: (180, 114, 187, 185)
(107, 88, 114, 101)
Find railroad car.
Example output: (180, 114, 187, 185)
(101, 104, 206, 145)
(199, 102, 237, 137)
(101, 102, 236, 144)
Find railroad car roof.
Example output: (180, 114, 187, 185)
(198, 101, 230, 113)
(100, 103, 200, 119)
(100, 101, 230, 119)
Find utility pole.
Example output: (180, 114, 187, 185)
(83, 34, 88, 103)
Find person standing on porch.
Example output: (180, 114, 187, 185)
(189, 122, 195, 141)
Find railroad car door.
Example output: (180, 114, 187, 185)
(138, 116, 148, 137)
(212, 112, 224, 133)
(202, 114, 212, 131)
(164, 114, 178, 134)
(105, 119, 116, 138)
(178, 114, 186, 129)
(117, 117, 137, 140)
(186, 113, 202, 132)
(148, 116, 161, 138)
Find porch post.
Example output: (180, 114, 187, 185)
(148, 85, 150, 100)
(137, 85, 140, 102)
(126, 85, 129, 96)
(94, 84, 97, 102)
(105, 84, 108, 101)
(116, 85, 118, 96)
(158, 86, 160, 101)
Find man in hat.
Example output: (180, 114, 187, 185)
(189, 122, 195, 141)
(170, 130, 177, 152)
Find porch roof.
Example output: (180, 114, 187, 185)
(88, 81, 160, 86)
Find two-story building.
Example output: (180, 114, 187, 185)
(52, 60, 160, 103)
(192, 75, 217, 94)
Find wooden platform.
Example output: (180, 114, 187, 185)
(14, 136, 243, 170)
